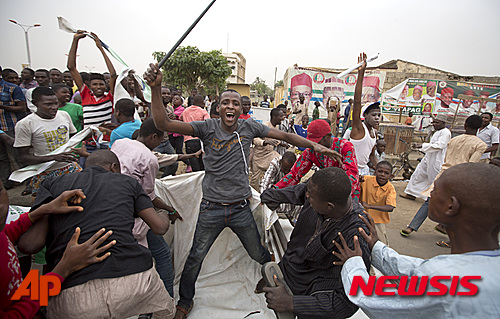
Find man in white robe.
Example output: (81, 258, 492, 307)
(400, 114, 451, 200)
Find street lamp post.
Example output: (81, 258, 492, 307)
(9, 20, 41, 68)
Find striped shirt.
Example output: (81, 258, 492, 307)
(0, 79, 27, 131)
(80, 84, 113, 128)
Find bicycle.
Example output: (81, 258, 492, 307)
(391, 138, 425, 180)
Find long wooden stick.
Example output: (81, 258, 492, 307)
(158, 0, 217, 68)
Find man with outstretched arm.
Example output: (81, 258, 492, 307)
(144, 63, 342, 319)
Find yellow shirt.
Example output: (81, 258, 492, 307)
(360, 175, 397, 224)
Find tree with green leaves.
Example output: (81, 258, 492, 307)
(152, 46, 232, 95)
(250, 77, 273, 97)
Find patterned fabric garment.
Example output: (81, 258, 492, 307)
(30, 162, 82, 198)
(275, 137, 360, 200)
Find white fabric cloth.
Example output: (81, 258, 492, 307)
(345, 123, 376, 170)
(404, 128, 451, 199)
(341, 241, 500, 319)
(477, 123, 500, 160)
(13, 111, 76, 171)
(113, 68, 144, 121)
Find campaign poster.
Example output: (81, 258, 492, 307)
(381, 79, 437, 116)
(282, 67, 386, 118)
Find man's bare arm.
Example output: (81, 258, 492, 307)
(350, 53, 367, 140)
(67, 30, 86, 92)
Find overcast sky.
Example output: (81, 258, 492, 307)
(2, 0, 499, 88)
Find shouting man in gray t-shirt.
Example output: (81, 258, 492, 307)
(144, 63, 342, 318)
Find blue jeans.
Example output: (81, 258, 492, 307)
(178, 199, 271, 309)
(154, 140, 178, 177)
(408, 198, 429, 231)
(146, 229, 174, 297)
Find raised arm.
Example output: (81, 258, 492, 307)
(350, 53, 367, 140)
(267, 127, 342, 162)
(90, 32, 117, 96)
(143, 63, 194, 135)
(67, 30, 86, 92)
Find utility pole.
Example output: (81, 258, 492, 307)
(9, 20, 41, 68)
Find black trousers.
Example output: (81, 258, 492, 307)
(185, 139, 204, 171)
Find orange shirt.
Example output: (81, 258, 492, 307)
(360, 175, 397, 224)
(405, 116, 413, 125)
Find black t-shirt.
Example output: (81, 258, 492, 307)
(33, 165, 154, 289)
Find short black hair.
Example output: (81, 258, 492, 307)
(210, 102, 219, 116)
(482, 112, 493, 120)
(465, 115, 483, 130)
(139, 118, 163, 138)
(310, 167, 351, 206)
(90, 73, 105, 83)
(80, 72, 90, 83)
(376, 160, 393, 172)
(51, 83, 72, 94)
(270, 108, 283, 120)
(1, 68, 17, 79)
(282, 151, 296, 164)
(32, 86, 56, 104)
(219, 89, 241, 101)
(241, 96, 251, 103)
(363, 102, 381, 115)
(87, 149, 120, 168)
(23, 67, 35, 77)
(49, 68, 61, 74)
(276, 104, 286, 109)
(193, 94, 204, 107)
(35, 69, 49, 77)
(115, 99, 136, 117)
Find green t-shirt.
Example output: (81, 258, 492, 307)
(59, 103, 83, 132)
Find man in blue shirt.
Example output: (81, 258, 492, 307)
(0, 66, 27, 189)
(109, 99, 142, 147)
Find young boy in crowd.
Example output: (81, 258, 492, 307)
(0, 181, 116, 318)
(334, 163, 500, 318)
(368, 139, 386, 175)
(53, 84, 83, 134)
(144, 62, 340, 319)
(293, 114, 309, 153)
(169, 94, 187, 169)
(109, 99, 142, 147)
(360, 161, 396, 245)
(312, 101, 320, 121)
(67, 30, 117, 152)
(180, 94, 210, 171)
(239, 95, 252, 120)
(14, 87, 81, 199)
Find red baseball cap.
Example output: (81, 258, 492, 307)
(307, 120, 331, 143)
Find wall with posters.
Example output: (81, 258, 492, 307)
(282, 67, 386, 119)
(382, 78, 500, 128)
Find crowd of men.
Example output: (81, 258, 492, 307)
(1, 32, 499, 319)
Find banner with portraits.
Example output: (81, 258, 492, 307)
(382, 78, 500, 127)
(282, 67, 386, 117)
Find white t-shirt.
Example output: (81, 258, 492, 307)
(14, 111, 76, 170)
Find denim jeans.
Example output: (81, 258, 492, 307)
(154, 140, 178, 177)
(408, 197, 429, 231)
(178, 199, 271, 309)
(146, 229, 174, 297)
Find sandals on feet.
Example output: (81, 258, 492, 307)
(399, 193, 416, 200)
(434, 224, 447, 235)
(174, 303, 193, 319)
(436, 240, 451, 248)
(400, 227, 414, 237)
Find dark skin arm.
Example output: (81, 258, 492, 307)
(90, 32, 117, 96)
(0, 132, 15, 146)
(16, 146, 78, 166)
(0, 100, 26, 113)
(144, 63, 194, 136)
(176, 149, 202, 162)
(67, 30, 86, 92)
(350, 52, 367, 141)
(136, 207, 170, 235)
(152, 197, 183, 224)
(485, 143, 498, 154)
(17, 189, 87, 254)
(332, 213, 379, 265)
(368, 147, 378, 169)
(361, 202, 394, 212)
(262, 275, 294, 312)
